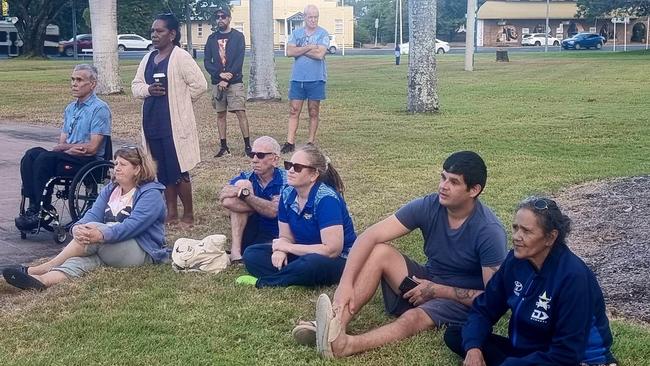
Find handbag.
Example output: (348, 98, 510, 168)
(171, 234, 230, 273)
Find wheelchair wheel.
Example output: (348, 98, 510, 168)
(69, 160, 114, 221)
(53, 225, 67, 244)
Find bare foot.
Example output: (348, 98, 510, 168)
(178, 217, 194, 229)
(165, 215, 179, 226)
(330, 331, 351, 358)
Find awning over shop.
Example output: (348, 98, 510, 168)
(477, 1, 578, 20)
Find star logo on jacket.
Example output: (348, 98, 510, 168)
(303, 212, 313, 220)
(513, 281, 523, 296)
(530, 291, 551, 323)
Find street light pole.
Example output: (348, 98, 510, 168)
(465, 0, 476, 71)
(72, 0, 78, 60)
(544, 0, 550, 52)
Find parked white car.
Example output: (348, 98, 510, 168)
(327, 35, 338, 54)
(521, 33, 561, 46)
(117, 34, 153, 51)
(400, 39, 450, 55)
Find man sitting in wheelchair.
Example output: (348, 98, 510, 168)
(15, 64, 112, 231)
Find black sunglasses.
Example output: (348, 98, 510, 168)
(247, 151, 275, 159)
(284, 161, 315, 173)
(216, 14, 229, 19)
(532, 197, 557, 211)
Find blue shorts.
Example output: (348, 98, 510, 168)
(288, 80, 326, 101)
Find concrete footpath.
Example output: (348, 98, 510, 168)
(0, 121, 122, 270)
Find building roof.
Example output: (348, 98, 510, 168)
(477, 1, 579, 20)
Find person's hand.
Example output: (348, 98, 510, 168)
(463, 348, 486, 366)
(148, 82, 166, 96)
(219, 185, 239, 201)
(271, 250, 288, 270)
(217, 80, 229, 91)
(404, 277, 438, 306)
(52, 144, 67, 152)
(271, 237, 292, 252)
(72, 225, 89, 243)
(219, 72, 233, 80)
(86, 227, 104, 244)
(73, 224, 100, 245)
(65, 146, 87, 156)
(333, 282, 356, 317)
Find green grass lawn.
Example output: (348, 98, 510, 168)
(0, 51, 649, 365)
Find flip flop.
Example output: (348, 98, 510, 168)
(2, 268, 46, 291)
(316, 294, 341, 359)
(292, 320, 317, 346)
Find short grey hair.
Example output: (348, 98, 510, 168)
(304, 4, 319, 15)
(73, 64, 98, 82)
(254, 136, 281, 155)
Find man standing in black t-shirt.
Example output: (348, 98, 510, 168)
(204, 7, 251, 158)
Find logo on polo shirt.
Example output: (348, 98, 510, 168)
(530, 291, 551, 323)
(513, 281, 523, 296)
(303, 212, 313, 220)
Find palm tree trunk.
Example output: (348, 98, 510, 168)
(407, 0, 439, 113)
(88, 0, 122, 94)
(247, 0, 281, 101)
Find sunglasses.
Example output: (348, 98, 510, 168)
(247, 151, 274, 159)
(216, 14, 229, 19)
(532, 197, 557, 211)
(284, 161, 315, 173)
(121, 145, 142, 160)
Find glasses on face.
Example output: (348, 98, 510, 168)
(284, 161, 315, 173)
(216, 14, 229, 19)
(531, 197, 557, 211)
(247, 151, 274, 159)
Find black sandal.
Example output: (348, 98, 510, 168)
(2, 268, 46, 291)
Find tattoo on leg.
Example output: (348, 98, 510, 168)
(454, 287, 477, 300)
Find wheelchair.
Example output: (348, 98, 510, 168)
(18, 137, 114, 244)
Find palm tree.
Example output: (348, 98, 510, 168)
(247, 0, 281, 101)
(88, 0, 121, 94)
(407, 0, 439, 113)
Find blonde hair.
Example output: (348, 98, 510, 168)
(113, 146, 157, 186)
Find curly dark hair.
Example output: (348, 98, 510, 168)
(517, 196, 572, 246)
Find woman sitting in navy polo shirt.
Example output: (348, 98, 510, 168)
(239, 144, 356, 288)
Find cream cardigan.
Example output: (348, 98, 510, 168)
(132, 46, 208, 172)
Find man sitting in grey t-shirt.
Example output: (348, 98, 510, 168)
(295, 151, 508, 359)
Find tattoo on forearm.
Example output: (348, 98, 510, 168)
(424, 284, 436, 299)
(454, 287, 478, 300)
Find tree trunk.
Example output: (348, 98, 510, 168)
(88, 0, 122, 94)
(407, 0, 439, 113)
(8, 0, 67, 58)
(247, 0, 281, 101)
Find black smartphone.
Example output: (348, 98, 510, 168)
(398, 276, 419, 294)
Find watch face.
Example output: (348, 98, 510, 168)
(241, 188, 250, 197)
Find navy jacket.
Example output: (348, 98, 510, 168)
(462, 244, 615, 365)
(204, 29, 245, 85)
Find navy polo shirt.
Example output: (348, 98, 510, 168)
(230, 168, 287, 237)
(278, 182, 357, 258)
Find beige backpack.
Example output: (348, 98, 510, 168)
(171, 234, 230, 273)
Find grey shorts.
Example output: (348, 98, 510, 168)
(380, 254, 471, 327)
(53, 223, 153, 278)
(212, 83, 246, 112)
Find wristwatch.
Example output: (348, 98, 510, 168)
(238, 187, 251, 200)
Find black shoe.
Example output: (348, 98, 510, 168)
(281, 142, 295, 154)
(2, 268, 46, 291)
(214, 146, 231, 158)
(15, 213, 40, 231)
(244, 145, 253, 157)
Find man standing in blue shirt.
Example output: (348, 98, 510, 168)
(219, 136, 287, 263)
(299, 151, 508, 359)
(280, 4, 330, 154)
(15, 64, 112, 231)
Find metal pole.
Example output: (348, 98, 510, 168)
(72, 0, 78, 60)
(394, 0, 399, 48)
(399, 0, 403, 46)
(465, 0, 476, 71)
(624, 19, 627, 52)
(284, 0, 287, 57)
(613, 22, 616, 51)
(342, 0, 345, 56)
(646, 16, 649, 50)
(185, 0, 193, 56)
(544, 0, 549, 52)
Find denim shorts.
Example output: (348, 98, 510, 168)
(288, 80, 326, 101)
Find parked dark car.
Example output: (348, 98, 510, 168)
(561, 33, 606, 50)
(59, 34, 92, 56)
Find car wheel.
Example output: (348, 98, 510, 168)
(118, 45, 126, 52)
(147, 44, 153, 51)
(575, 43, 582, 50)
(328, 46, 336, 54)
(553, 41, 560, 46)
(64, 47, 74, 57)
(535, 41, 541, 46)
(596, 42, 602, 50)
(436, 48, 445, 54)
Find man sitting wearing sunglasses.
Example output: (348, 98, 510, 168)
(15, 64, 112, 231)
(219, 136, 287, 264)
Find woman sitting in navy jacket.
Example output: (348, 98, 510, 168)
(444, 196, 617, 366)
(239, 144, 356, 288)
(2, 146, 168, 290)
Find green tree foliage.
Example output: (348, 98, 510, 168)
(577, 0, 650, 18)
(7, 0, 69, 58)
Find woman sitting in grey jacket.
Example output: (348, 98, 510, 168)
(2, 146, 168, 290)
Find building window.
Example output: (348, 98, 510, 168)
(335, 19, 343, 34)
(234, 22, 244, 33)
(230, 0, 241, 5)
(198, 23, 203, 38)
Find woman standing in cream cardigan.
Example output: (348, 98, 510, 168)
(132, 13, 207, 228)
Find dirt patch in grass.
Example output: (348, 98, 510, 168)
(555, 176, 650, 323)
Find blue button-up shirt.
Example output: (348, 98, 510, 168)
(61, 92, 112, 158)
